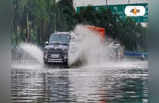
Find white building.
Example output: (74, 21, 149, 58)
(73, 0, 148, 9)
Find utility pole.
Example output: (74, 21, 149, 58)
(106, 0, 108, 8)
(128, 0, 130, 4)
(53, 0, 56, 32)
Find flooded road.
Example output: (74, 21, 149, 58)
(11, 61, 148, 103)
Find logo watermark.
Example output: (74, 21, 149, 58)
(125, 6, 146, 16)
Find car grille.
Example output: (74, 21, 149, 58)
(47, 49, 64, 59)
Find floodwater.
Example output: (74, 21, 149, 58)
(11, 61, 148, 103)
(12, 26, 148, 103)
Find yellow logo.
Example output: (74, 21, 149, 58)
(130, 8, 140, 15)
(125, 6, 145, 16)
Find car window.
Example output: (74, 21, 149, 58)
(49, 34, 70, 44)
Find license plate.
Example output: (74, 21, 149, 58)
(51, 54, 59, 58)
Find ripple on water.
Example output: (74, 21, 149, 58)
(11, 63, 148, 103)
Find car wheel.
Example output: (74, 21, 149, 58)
(44, 61, 49, 65)
(44, 59, 49, 65)
(63, 60, 69, 68)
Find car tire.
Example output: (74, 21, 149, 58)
(44, 61, 49, 65)
(44, 59, 49, 65)
(63, 60, 69, 68)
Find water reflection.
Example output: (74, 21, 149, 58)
(45, 70, 71, 102)
(11, 67, 148, 103)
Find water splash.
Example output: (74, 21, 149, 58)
(68, 25, 116, 66)
(18, 43, 43, 64)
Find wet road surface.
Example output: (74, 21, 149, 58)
(11, 61, 148, 103)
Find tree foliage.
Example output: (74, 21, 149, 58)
(12, 0, 147, 51)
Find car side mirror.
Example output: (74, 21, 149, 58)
(45, 41, 49, 45)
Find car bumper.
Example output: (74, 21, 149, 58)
(43, 51, 68, 63)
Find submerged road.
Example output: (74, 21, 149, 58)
(11, 61, 148, 103)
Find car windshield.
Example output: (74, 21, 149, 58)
(49, 34, 70, 44)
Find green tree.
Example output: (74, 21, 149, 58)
(56, 0, 76, 31)
(11, 0, 147, 51)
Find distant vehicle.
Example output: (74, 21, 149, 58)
(43, 32, 71, 65)
(111, 42, 124, 60)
